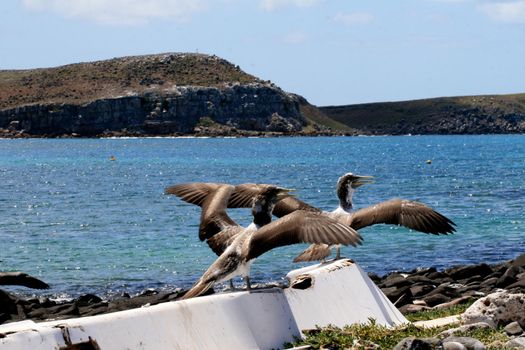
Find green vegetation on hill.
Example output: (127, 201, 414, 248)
(320, 93, 525, 134)
(0, 53, 259, 110)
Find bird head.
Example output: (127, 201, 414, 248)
(337, 173, 374, 190)
(336, 173, 374, 211)
(252, 186, 294, 227)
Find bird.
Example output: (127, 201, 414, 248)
(0, 272, 50, 289)
(175, 173, 456, 262)
(292, 172, 456, 261)
(175, 185, 361, 299)
(165, 182, 363, 255)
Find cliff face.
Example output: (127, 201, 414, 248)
(0, 83, 306, 136)
(0, 53, 314, 137)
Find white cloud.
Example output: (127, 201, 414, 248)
(332, 12, 374, 26)
(282, 31, 307, 45)
(259, 0, 321, 12)
(478, 0, 525, 23)
(21, 0, 206, 26)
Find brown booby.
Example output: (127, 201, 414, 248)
(175, 185, 361, 299)
(165, 182, 363, 255)
(292, 172, 456, 261)
(171, 173, 456, 262)
(0, 272, 49, 289)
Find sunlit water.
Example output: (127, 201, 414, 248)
(1, 135, 524, 298)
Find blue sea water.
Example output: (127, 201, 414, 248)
(1, 135, 524, 298)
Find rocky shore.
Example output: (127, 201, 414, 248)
(1, 253, 524, 327)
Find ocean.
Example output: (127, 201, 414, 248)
(1, 135, 524, 298)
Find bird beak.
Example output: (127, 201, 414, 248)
(276, 188, 295, 200)
(352, 175, 374, 188)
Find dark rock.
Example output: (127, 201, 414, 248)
(458, 275, 483, 285)
(507, 277, 525, 291)
(427, 271, 450, 280)
(425, 283, 461, 299)
(511, 253, 525, 269)
(367, 272, 381, 284)
(393, 337, 442, 350)
(423, 293, 451, 307)
(496, 274, 518, 288)
(457, 284, 481, 294)
(380, 275, 412, 288)
(406, 275, 436, 285)
(505, 321, 524, 336)
(399, 304, 431, 314)
(479, 277, 498, 288)
(432, 296, 473, 310)
(410, 284, 435, 298)
(411, 267, 437, 276)
(79, 302, 109, 317)
(381, 286, 412, 306)
(0, 290, 18, 315)
(76, 294, 103, 306)
(0, 313, 11, 324)
(446, 264, 493, 280)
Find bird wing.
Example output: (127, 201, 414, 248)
(245, 210, 362, 261)
(293, 243, 331, 263)
(345, 199, 456, 234)
(0, 272, 50, 289)
(230, 183, 321, 217)
(165, 182, 224, 207)
(198, 184, 239, 240)
(206, 225, 244, 256)
(165, 182, 239, 240)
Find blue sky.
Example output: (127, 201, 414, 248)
(1, 0, 524, 106)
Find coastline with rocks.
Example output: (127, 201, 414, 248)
(2, 253, 524, 327)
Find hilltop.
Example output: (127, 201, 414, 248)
(0, 53, 259, 110)
(320, 93, 525, 134)
(0, 53, 347, 137)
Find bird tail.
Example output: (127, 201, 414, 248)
(293, 243, 332, 262)
(179, 279, 215, 300)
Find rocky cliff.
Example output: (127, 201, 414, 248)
(0, 53, 330, 137)
(0, 83, 308, 136)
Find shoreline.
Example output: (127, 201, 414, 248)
(1, 253, 524, 326)
(2, 125, 525, 139)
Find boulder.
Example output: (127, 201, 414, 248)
(506, 337, 525, 349)
(442, 336, 485, 350)
(439, 322, 495, 338)
(505, 321, 524, 336)
(393, 337, 442, 350)
(461, 291, 525, 328)
(443, 342, 467, 350)
(446, 264, 493, 280)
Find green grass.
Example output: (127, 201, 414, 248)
(287, 319, 508, 350)
(0, 53, 259, 109)
(287, 302, 511, 350)
(405, 300, 475, 322)
(319, 93, 525, 132)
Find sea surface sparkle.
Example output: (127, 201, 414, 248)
(1, 135, 524, 298)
